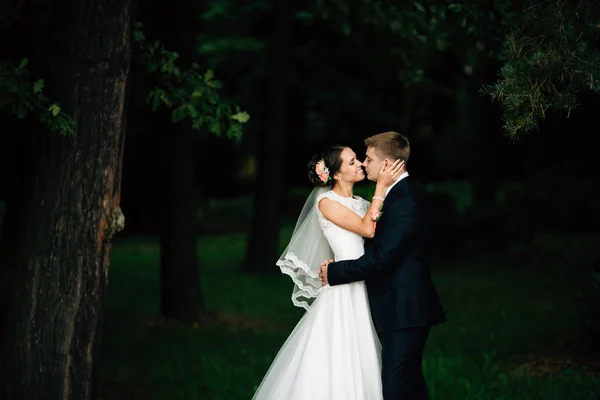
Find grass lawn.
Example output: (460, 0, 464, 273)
(98, 231, 600, 399)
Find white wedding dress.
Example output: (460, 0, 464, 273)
(253, 191, 383, 400)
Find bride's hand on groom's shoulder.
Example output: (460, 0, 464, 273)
(377, 159, 405, 187)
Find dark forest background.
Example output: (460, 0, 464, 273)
(0, 0, 599, 399)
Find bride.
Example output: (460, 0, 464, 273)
(252, 145, 404, 400)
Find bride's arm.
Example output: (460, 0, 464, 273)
(318, 160, 404, 239)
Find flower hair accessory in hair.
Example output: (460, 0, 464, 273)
(315, 159, 331, 183)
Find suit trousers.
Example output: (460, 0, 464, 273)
(378, 327, 430, 400)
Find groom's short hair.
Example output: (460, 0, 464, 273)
(364, 131, 410, 162)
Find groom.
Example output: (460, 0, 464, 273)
(319, 131, 446, 400)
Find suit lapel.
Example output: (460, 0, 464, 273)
(386, 176, 410, 199)
(375, 177, 409, 235)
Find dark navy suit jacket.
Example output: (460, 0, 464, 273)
(327, 177, 446, 333)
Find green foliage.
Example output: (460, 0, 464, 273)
(307, 1, 517, 86)
(308, 0, 448, 85)
(0, 58, 75, 136)
(482, 0, 600, 138)
(444, 1, 516, 41)
(133, 23, 249, 139)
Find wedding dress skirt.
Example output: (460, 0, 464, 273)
(252, 281, 383, 400)
(253, 191, 382, 399)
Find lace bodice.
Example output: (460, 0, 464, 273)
(315, 191, 370, 262)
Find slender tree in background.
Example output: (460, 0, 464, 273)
(126, 0, 249, 323)
(0, 0, 131, 398)
(245, 0, 293, 273)
(158, 0, 204, 322)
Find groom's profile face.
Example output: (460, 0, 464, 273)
(363, 146, 385, 182)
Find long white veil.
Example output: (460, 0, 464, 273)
(277, 187, 333, 310)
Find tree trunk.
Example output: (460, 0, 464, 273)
(158, 0, 203, 322)
(245, 0, 293, 273)
(283, 90, 307, 192)
(0, 0, 131, 398)
(160, 126, 203, 322)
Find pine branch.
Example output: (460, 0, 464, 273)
(483, 0, 600, 138)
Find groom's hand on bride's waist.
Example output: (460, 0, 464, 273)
(318, 259, 334, 286)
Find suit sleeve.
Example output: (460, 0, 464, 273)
(327, 196, 420, 286)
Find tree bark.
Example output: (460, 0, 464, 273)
(0, 0, 131, 398)
(158, 0, 203, 322)
(245, 0, 293, 273)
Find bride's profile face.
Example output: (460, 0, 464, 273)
(334, 147, 365, 183)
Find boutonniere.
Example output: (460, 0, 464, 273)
(371, 204, 383, 222)
(371, 204, 383, 233)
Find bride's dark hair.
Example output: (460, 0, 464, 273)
(307, 146, 346, 187)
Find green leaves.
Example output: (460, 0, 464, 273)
(33, 79, 44, 94)
(482, 0, 600, 138)
(134, 23, 249, 140)
(231, 111, 250, 124)
(48, 104, 61, 117)
(308, 1, 509, 86)
(413, 2, 426, 13)
(203, 69, 214, 82)
(0, 58, 75, 136)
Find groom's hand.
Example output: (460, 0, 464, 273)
(318, 259, 334, 286)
